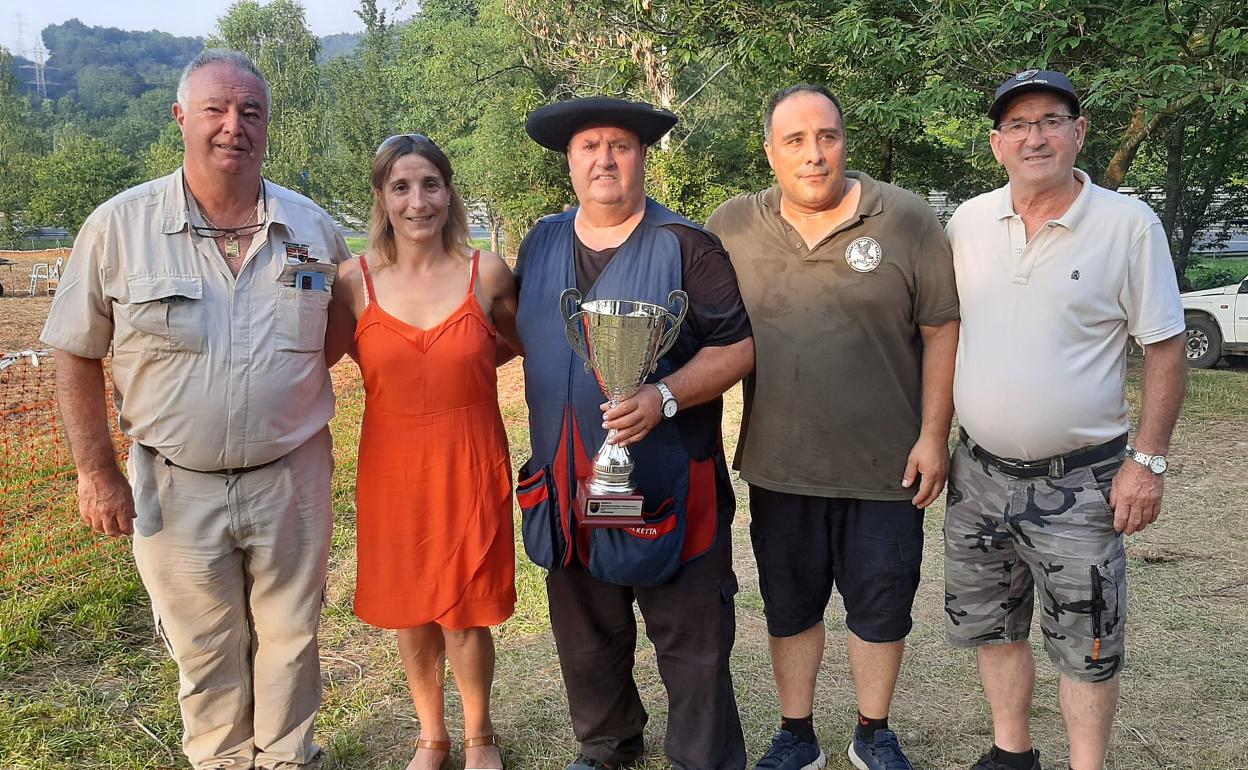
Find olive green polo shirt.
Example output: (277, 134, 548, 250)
(707, 172, 959, 500)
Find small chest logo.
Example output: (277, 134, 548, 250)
(845, 237, 883, 272)
(1070, 270, 1080, 280)
(284, 242, 313, 263)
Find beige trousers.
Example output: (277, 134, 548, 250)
(129, 428, 333, 770)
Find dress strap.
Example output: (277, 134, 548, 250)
(360, 254, 375, 309)
(467, 249, 481, 294)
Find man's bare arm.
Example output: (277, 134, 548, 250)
(1110, 332, 1187, 534)
(604, 336, 755, 447)
(905, 319, 958, 508)
(54, 350, 135, 537)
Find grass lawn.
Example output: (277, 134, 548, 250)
(2, 356, 1246, 769)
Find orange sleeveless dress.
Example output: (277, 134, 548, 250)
(352, 251, 515, 629)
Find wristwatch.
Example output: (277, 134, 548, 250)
(1125, 444, 1168, 475)
(655, 381, 678, 419)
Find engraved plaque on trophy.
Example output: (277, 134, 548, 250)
(560, 287, 688, 528)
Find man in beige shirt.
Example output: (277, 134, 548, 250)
(42, 50, 349, 770)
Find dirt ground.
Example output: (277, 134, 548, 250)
(0, 252, 64, 352)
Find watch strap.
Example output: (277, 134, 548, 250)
(655, 381, 677, 418)
(1125, 444, 1167, 475)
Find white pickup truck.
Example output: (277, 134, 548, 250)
(1182, 273, 1248, 368)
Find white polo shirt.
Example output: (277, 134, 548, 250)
(948, 169, 1184, 460)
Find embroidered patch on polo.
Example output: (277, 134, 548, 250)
(845, 236, 883, 272)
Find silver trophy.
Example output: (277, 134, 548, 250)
(560, 288, 688, 524)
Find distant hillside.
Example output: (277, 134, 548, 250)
(6, 20, 362, 102)
(319, 32, 361, 62)
(9, 19, 202, 103)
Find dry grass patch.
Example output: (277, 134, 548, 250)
(2, 335, 1246, 768)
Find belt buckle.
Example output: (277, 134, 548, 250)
(1048, 456, 1065, 478)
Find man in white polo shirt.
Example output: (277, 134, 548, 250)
(944, 69, 1186, 770)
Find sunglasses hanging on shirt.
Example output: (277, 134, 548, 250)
(189, 184, 269, 260)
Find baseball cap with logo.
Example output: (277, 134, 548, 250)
(987, 69, 1080, 124)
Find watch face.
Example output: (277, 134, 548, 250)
(662, 400, 678, 418)
(1148, 456, 1167, 474)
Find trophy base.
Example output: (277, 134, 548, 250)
(575, 479, 645, 529)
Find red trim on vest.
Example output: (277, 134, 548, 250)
(551, 406, 575, 568)
(569, 414, 594, 563)
(515, 476, 548, 510)
(681, 455, 718, 561)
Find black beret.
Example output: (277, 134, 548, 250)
(525, 96, 677, 152)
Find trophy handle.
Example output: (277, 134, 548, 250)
(655, 289, 689, 363)
(560, 288, 592, 370)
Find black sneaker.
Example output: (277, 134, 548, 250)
(566, 754, 616, 770)
(969, 747, 1041, 770)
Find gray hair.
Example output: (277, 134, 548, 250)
(177, 48, 271, 116)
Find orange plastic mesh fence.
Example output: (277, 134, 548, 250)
(0, 350, 132, 595)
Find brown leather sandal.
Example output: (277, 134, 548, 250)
(413, 738, 451, 770)
(463, 734, 503, 770)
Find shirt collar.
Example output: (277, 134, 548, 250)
(995, 167, 1094, 230)
(159, 167, 288, 234)
(762, 170, 884, 220)
(159, 167, 190, 234)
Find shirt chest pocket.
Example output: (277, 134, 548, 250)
(125, 275, 206, 354)
(275, 286, 331, 352)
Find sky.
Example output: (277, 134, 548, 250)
(0, 0, 415, 58)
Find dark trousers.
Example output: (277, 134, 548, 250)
(546, 524, 745, 770)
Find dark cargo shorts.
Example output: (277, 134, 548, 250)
(749, 485, 924, 642)
(943, 435, 1127, 683)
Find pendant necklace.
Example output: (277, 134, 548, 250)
(188, 180, 267, 263)
(200, 210, 242, 259)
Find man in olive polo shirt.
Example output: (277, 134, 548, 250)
(707, 84, 959, 770)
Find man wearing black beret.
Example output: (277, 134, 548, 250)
(512, 96, 755, 770)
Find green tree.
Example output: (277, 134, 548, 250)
(140, 122, 186, 179)
(1128, 108, 1248, 285)
(923, 0, 1248, 190)
(210, 0, 325, 196)
(397, 0, 570, 253)
(0, 47, 47, 246)
(320, 0, 406, 225)
(27, 131, 140, 234)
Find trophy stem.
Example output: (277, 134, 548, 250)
(588, 428, 636, 495)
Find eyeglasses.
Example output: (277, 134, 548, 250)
(189, 184, 268, 241)
(995, 115, 1078, 141)
(376, 133, 437, 156)
(191, 221, 266, 239)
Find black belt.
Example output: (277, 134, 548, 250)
(960, 428, 1126, 479)
(139, 444, 284, 476)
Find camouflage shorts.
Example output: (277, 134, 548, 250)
(943, 435, 1127, 682)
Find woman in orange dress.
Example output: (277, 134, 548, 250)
(326, 134, 520, 770)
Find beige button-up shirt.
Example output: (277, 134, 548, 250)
(41, 168, 351, 471)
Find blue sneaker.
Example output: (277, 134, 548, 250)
(753, 729, 827, 770)
(565, 754, 616, 770)
(848, 728, 914, 770)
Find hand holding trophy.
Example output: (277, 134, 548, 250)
(560, 287, 688, 527)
